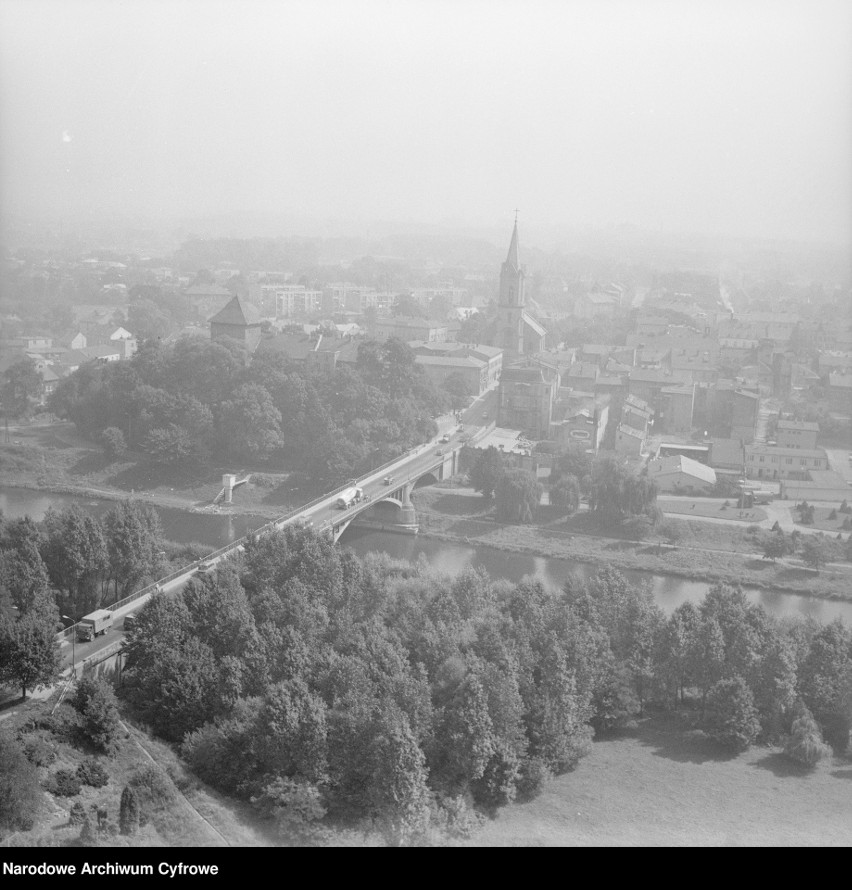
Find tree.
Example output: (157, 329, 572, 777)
(366, 703, 431, 846)
(0, 594, 61, 700)
(218, 383, 283, 459)
(704, 676, 761, 750)
(0, 731, 42, 832)
(442, 372, 473, 411)
(761, 530, 788, 562)
(41, 506, 108, 614)
(0, 518, 50, 612)
(658, 602, 700, 706)
(801, 536, 829, 571)
(143, 424, 199, 466)
(798, 619, 852, 749)
(495, 469, 542, 523)
(102, 500, 163, 598)
(590, 455, 658, 528)
(119, 785, 141, 835)
(73, 676, 122, 754)
(127, 299, 171, 341)
(391, 294, 427, 318)
(99, 427, 127, 461)
(469, 446, 504, 500)
(550, 474, 580, 515)
(1, 357, 42, 430)
(784, 701, 832, 767)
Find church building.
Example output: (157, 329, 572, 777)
(494, 218, 547, 363)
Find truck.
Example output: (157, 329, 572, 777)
(336, 487, 363, 509)
(77, 609, 113, 642)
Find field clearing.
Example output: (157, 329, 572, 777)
(467, 713, 852, 847)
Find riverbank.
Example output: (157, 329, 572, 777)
(0, 422, 307, 521)
(411, 487, 852, 601)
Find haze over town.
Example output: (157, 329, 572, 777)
(1, 0, 851, 246)
(1, 0, 852, 854)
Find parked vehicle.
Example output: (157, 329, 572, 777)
(77, 609, 113, 642)
(336, 487, 363, 509)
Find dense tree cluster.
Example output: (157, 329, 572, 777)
(49, 336, 443, 482)
(0, 501, 163, 622)
(120, 531, 852, 844)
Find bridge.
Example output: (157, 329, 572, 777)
(53, 422, 486, 672)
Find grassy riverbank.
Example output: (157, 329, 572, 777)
(411, 487, 852, 601)
(0, 421, 312, 521)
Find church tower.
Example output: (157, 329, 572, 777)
(497, 217, 525, 359)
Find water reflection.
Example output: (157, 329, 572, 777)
(2, 486, 850, 625)
(341, 528, 852, 624)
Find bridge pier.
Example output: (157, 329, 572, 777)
(396, 481, 418, 529)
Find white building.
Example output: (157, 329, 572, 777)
(647, 454, 717, 493)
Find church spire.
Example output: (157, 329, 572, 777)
(505, 214, 520, 270)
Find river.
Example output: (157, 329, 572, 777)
(2, 486, 851, 624)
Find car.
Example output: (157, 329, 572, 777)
(383, 475, 394, 485)
(440, 434, 450, 443)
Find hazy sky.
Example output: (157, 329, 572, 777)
(1, 0, 850, 243)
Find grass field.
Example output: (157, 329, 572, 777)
(467, 712, 852, 847)
(794, 506, 852, 534)
(658, 497, 767, 524)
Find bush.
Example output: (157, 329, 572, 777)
(47, 769, 83, 797)
(704, 677, 761, 751)
(622, 516, 652, 540)
(77, 758, 109, 788)
(119, 785, 140, 836)
(516, 755, 552, 800)
(22, 735, 57, 767)
(128, 765, 176, 823)
(69, 801, 87, 826)
(433, 795, 483, 840)
(99, 427, 127, 460)
(784, 703, 832, 768)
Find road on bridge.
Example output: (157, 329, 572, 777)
(54, 400, 499, 678)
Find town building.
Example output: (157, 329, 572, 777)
(371, 316, 448, 343)
(775, 420, 819, 450)
(209, 295, 263, 353)
(498, 366, 556, 439)
(659, 385, 695, 435)
(744, 444, 828, 481)
(647, 454, 717, 494)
